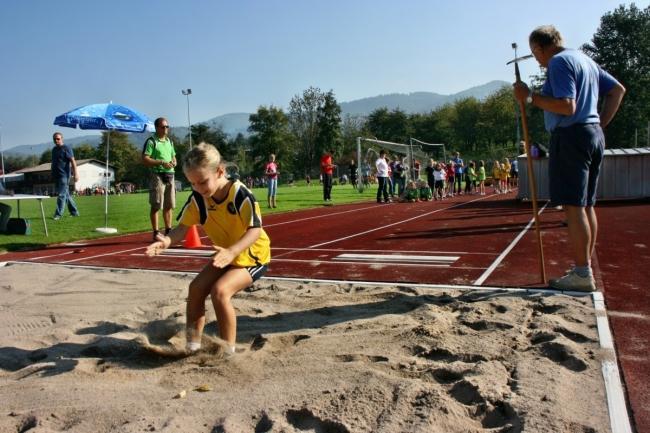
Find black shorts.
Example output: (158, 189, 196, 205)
(434, 180, 444, 189)
(549, 123, 604, 207)
(246, 264, 268, 282)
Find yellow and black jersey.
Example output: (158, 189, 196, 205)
(177, 180, 271, 267)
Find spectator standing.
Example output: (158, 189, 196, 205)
(510, 158, 519, 188)
(264, 153, 279, 208)
(452, 152, 464, 195)
(375, 150, 390, 203)
(51, 132, 80, 220)
(392, 156, 406, 196)
(320, 149, 336, 205)
(142, 117, 177, 240)
(349, 159, 358, 188)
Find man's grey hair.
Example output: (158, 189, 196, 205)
(529, 25, 564, 48)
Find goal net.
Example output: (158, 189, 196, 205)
(355, 137, 445, 192)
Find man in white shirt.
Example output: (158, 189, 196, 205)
(375, 150, 390, 203)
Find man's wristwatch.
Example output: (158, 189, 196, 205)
(526, 90, 533, 104)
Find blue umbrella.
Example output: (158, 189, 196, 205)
(53, 103, 154, 233)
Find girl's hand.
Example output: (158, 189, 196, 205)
(145, 234, 171, 256)
(211, 246, 235, 268)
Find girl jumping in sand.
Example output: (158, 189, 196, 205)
(146, 142, 271, 356)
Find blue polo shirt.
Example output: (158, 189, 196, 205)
(542, 49, 619, 132)
(51, 145, 75, 179)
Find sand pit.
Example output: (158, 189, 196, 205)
(0, 262, 611, 432)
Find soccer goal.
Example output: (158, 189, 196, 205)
(355, 137, 445, 192)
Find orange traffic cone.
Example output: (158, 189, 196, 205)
(184, 225, 203, 248)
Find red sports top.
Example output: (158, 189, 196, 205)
(320, 154, 334, 175)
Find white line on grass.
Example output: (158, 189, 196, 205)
(472, 202, 549, 286)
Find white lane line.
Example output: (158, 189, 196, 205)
(60, 245, 148, 264)
(307, 195, 493, 249)
(592, 292, 633, 433)
(333, 253, 459, 263)
(472, 202, 549, 286)
(271, 258, 484, 269)
(264, 204, 378, 228)
(272, 247, 494, 255)
(160, 248, 214, 256)
(26, 251, 76, 260)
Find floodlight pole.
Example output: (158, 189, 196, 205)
(182, 89, 192, 148)
(0, 123, 5, 188)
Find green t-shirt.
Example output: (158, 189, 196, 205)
(144, 136, 176, 174)
(468, 167, 477, 181)
(405, 188, 419, 201)
(419, 186, 432, 199)
(477, 167, 486, 181)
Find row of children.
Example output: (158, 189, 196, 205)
(424, 157, 518, 198)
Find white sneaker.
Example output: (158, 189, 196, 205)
(549, 270, 596, 292)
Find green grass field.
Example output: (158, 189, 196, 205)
(0, 182, 378, 252)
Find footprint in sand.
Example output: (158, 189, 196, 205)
(285, 408, 350, 433)
(537, 341, 588, 372)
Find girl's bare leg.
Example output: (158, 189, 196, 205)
(210, 267, 253, 349)
(186, 264, 226, 345)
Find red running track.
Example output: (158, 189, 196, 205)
(1, 193, 648, 431)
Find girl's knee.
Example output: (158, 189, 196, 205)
(211, 284, 231, 304)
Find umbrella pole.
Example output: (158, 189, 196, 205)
(105, 131, 109, 228)
(96, 130, 117, 234)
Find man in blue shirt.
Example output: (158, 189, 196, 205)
(51, 132, 80, 220)
(452, 152, 464, 195)
(514, 25, 625, 292)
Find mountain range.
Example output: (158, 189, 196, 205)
(4, 80, 508, 157)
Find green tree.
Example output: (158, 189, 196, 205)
(190, 124, 231, 159)
(431, 104, 457, 150)
(248, 105, 294, 176)
(582, 3, 650, 147)
(315, 90, 342, 161)
(452, 97, 481, 152)
(477, 86, 518, 149)
(366, 107, 411, 144)
(96, 131, 141, 183)
(340, 114, 365, 158)
(39, 148, 52, 164)
(289, 86, 325, 175)
(73, 143, 98, 160)
(229, 133, 253, 176)
(3, 155, 33, 172)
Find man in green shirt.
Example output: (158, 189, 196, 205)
(142, 117, 177, 241)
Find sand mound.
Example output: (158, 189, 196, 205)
(0, 263, 610, 432)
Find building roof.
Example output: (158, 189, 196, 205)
(15, 159, 114, 174)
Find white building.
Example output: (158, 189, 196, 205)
(14, 159, 115, 195)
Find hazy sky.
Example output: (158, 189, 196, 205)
(0, 0, 645, 149)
